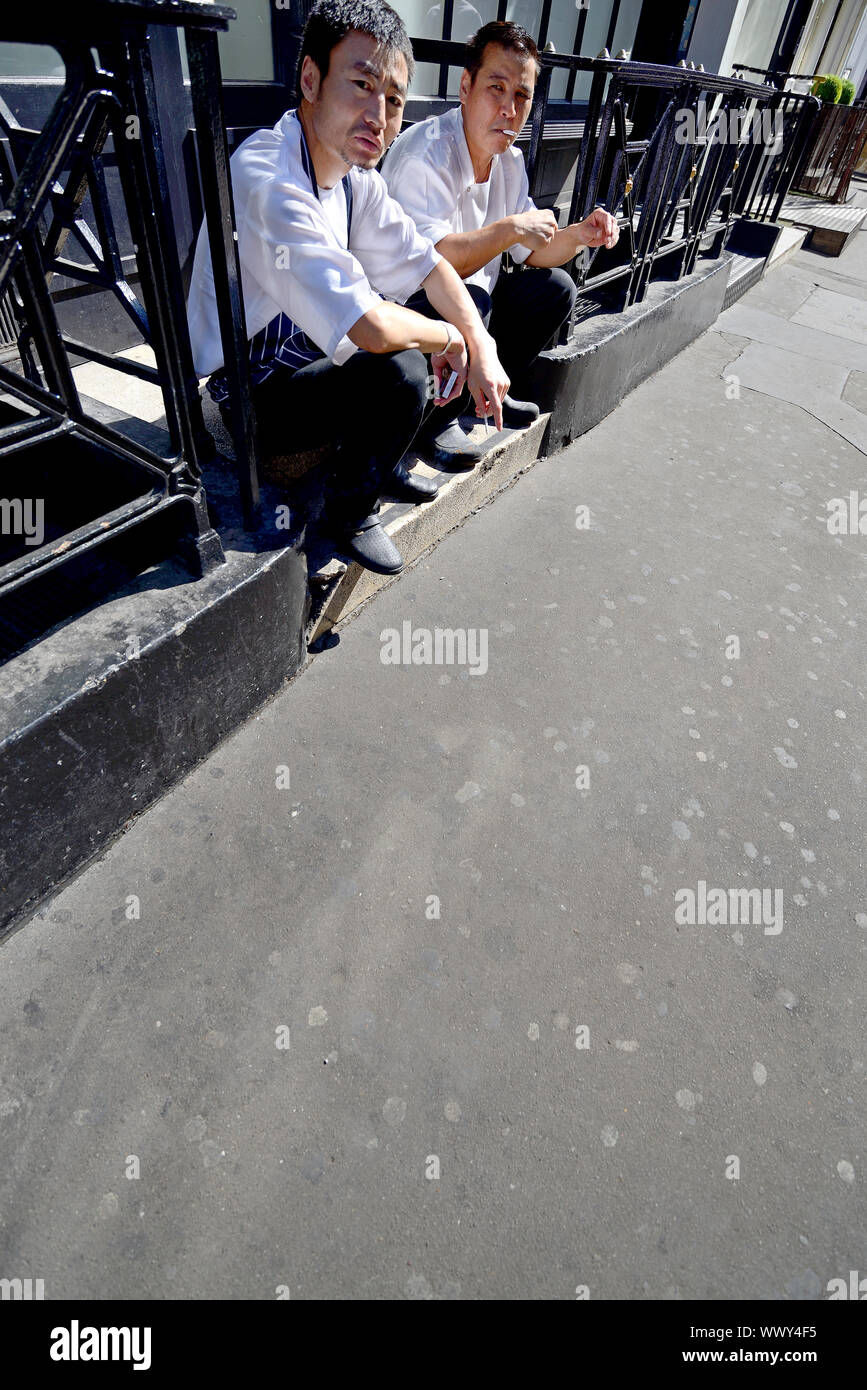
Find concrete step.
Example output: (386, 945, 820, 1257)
(720, 220, 807, 311)
(305, 413, 550, 643)
(723, 251, 765, 309)
(778, 194, 867, 256)
(195, 389, 549, 645)
(766, 223, 808, 269)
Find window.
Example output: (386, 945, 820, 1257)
(396, 0, 500, 96)
(0, 44, 64, 78)
(389, 0, 643, 100)
(731, 0, 793, 75)
(178, 0, 275, 83)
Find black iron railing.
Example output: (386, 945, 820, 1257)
(734, 65, 867, 204)
(412, 0, 594, 102)
(792, 99, 867, 201)
(729, 87, 820, 219)
(412, 41, 817, 339)
(0, 0, 263, 631)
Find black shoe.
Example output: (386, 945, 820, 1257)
(501, 394, 540, 428)
(427, 419, 486, 471)
(326, 509, 404, 575)
(387, 460, 440, 503)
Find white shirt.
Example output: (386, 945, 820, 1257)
(186, 108, 442, 380)
(381, 103, 535, 296)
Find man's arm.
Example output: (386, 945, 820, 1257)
(347, 257, 509, 429)
(433, 217, 530, 280)
(420, 258, 510, 430)
(526, 207, 620, 267)
(433, 209, 560, 278)
(433, 207, 618, 275)
(347, 299, 454, 356)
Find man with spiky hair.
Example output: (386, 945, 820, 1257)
(188, 0, 508, 575)
(382, 19, 620, 468)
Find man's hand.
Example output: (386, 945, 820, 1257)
(431, 327, 468, 405)
(577, 207, 619, 250)
(513, 208, 559, 252)
(419, 259, 508, 425)
(466, 330, 509, 432)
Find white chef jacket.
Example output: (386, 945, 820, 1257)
(186, 108, 442, 401)
(381, 103, 536, 297)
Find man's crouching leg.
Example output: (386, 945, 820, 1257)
(488, 266, 577, 425)
(321, 347, 430, 575)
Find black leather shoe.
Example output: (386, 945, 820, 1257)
(427, 420, 486, 471)
(501, 394, 540, 427)
(327, 510, 404, 575)
(387, 460, 440, 503)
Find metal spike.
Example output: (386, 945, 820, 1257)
(597, 48, 610, 60)
(543, 41, 556, 52)
(615, 49, 630, 61)
(677, 59, 687, 68)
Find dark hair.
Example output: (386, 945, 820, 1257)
(297, 0, 415, 94)
(464, 20, 540, 83)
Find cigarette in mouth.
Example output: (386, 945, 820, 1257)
(503, 129, 518, 136)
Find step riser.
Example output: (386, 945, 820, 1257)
(530, 254, 731, 453)
(311, 415, 549, 640)
(0, 550, 308, 941)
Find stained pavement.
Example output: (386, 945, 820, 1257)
(1, 208, 866, 1300)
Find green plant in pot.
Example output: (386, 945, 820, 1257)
(812, 74, 843, 103)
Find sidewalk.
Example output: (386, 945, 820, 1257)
(1, 215, 866, 1300)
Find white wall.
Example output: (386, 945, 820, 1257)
(793, 0, 867, 77)
(391, 0, 641, 100)
(731, 0, 795, 72)
(687, 0, 751, 75)
(843, 4, 867, 89)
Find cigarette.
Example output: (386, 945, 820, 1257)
(503, 129, 518, 137)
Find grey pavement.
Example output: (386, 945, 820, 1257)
(2, 218, 867, 1301)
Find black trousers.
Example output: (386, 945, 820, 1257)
(219, 346, 428, 529)
(405, 263, 577, 431)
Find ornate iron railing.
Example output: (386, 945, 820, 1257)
(412, 0, 595, 101)
(729, 87, 820, 219)
(412, 41, 816, 341)
(0, 0, 262, 631)
(731, 64, 864, 205)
